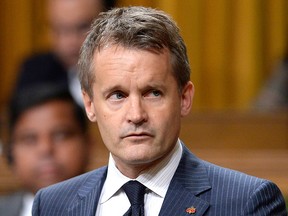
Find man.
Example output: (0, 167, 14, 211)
(0, 85, 90, 216)
(13, 0, 115, 106)
(32, 6, 287, 216)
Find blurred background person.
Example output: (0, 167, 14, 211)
(12, 0, 115, 107)
(0, 84, 91, 216)
(253, 52, 288, 111)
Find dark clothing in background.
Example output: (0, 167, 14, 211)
(13, 52, 68, 97)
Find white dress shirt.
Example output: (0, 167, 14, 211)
(19, 193, 34, 216)
(68, 67, 83, 107)
(95, 140, 183, 216)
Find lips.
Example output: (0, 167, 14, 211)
(36, 161, 62, 180)
(38, 165, 59, 177)
(122, 132, 152, 138)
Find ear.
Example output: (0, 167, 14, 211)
(180, 81, 194, 117)
(82, 91, 97, 122)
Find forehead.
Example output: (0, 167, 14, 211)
(48, 0, 102, 25)
(91, 46, 178, 91)
(93, 46, 173, 75)
(15, 100, 76, 129)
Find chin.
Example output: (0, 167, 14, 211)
(126, 151, 160, 166)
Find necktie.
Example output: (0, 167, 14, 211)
(122, 180, 146, 216)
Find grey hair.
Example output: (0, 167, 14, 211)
(78, 6, 191, 98)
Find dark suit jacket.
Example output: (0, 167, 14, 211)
(32, 143, 287, 215)
(0, 192, 26, 216)
(13, 52, 69, 95)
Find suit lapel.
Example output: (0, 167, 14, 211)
(67, 167, 108, 216)
(159, 144, 211, 216)
(65, 143, 211, 216)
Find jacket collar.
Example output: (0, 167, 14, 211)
(67, 167, 108, 215)
(159, 143, 211, 215)
(66, 142, 211, 216)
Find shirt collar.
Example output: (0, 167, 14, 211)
(100, 139, 182, 203)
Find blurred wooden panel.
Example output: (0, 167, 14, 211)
(181, 111, 288, 149)
(263, 0, 288, 85)
(200, 0, 230, 109)
(0, 0, 34, 105)
(231, 0, 264, 108)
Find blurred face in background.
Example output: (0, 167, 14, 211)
(11, 100, 89, 194)
(48, 0, 104, 68)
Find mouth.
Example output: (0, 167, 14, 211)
(123, 132, 153, 138)
(39, 165, 59, 176)
(121, 132, 154, 144)
(36, 161, 61, 179)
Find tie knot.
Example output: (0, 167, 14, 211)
(122, 181, 146, 205)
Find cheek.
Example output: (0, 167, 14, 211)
(155, 104, 181, 124)
(97, 115, 119, 139)
(13, 146, 34, 164)
(55, 142, 87, 168)
(12, 151, 35, 178)
(155, 107, 181, 137)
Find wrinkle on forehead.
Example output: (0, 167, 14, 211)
(93, 46, 172, 81)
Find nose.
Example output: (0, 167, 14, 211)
(59, 31, 82, 53)
(37, 137, 54, 156)
(126, 96, 148, 125)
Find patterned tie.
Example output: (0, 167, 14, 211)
(122, 180, 146, 216)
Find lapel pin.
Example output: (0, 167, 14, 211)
(186, 206, 196, 214)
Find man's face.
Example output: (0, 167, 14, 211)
(11, 100, 89, 193)
(48, 0, 103, 68)
(83, 46, 193, 177)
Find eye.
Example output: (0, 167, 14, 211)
(53, 130, 71, 142)
(109, 91, 126, 100)
(13, 134, 37, 148)
(151, 90, 161, 97)
(145, 90, 162, 98)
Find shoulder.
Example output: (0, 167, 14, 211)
(181, 144, 269, 190)
(180, 145, 287, 215)
(36, 166, 107, 198)
(200, 158, 286, 215)
(198, 155, 283, 196)
(203, 159, 264, 187)
(33, 167, 107, 214)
